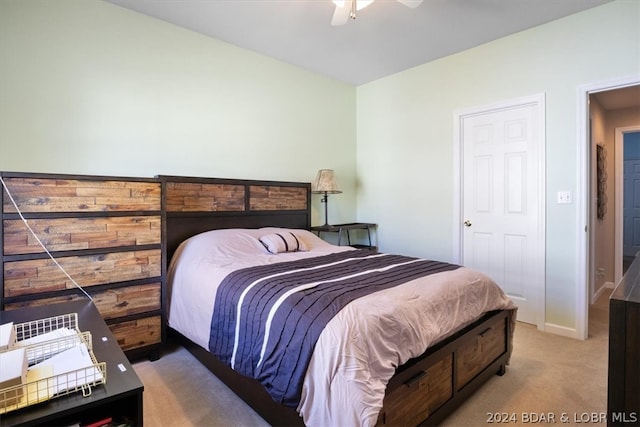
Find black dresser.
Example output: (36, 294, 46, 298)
(0, 300, 144, 426)
(608, 256, 640, 426)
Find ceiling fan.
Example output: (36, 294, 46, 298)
(331, 0, 424, 26)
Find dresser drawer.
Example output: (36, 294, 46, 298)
(3, 249, 161, 297)
(109, 315, 161, 351)
(377, 354, 453, 426)
(456, 316, 507, 389)
(5, 283, 161, 319)
(92, 283, 161, 319)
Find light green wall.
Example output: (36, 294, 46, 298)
(2, 0, 639, 332)
(0, 0, 357, 227)
(356, 0, 640, 330)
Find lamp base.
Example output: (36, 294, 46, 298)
(321, 192, 329, 226)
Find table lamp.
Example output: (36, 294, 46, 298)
(312, 169, 342, 226)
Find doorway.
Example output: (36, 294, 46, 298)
(615, 127, 640, 280)
(579, 77, 640, 340)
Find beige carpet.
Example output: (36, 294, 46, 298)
(133, 292, 610, 426)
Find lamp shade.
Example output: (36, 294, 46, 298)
(312, 169, 342, 194)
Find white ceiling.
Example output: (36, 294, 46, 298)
(105, 0, 613, 86)
(592, 86, 640, 111)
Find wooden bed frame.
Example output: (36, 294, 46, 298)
(0, 171, 514, 425)
(160, 174, 515, 427)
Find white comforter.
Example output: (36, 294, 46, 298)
(167, 228, 514, 427)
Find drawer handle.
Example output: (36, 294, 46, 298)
(405, 370, 427, 388)
(479, 327, 493, 337)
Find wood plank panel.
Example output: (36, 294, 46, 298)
(3, 283, 160, 320)
(165, 182, 245, 212)
(4, 249, 161, 297)
(92, 283, 161, 319)
(456, 316, 507, 389)
(2, 178, 160, 213)
(109, 316, 161, 351)
(3, 216, 161, 255)
(249, 185, 307, 211)
(378, 355, 453, 426)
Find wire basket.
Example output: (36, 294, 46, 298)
(13, 312, 80, 342)
(0, 313, 107, 415)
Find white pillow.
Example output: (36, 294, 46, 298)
(259, 228, 334, 249)
(259, 232, 308, 254)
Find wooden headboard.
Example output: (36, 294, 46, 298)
(159, 175, 311, 266)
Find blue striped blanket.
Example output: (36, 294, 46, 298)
(208, 249, 459, 407)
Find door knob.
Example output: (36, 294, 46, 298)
(464, 220, 472, 227)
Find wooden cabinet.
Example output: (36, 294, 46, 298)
(1, 172, 163, 360)
(608, 254, 640, 426)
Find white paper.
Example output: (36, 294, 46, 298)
(14, 327, 76, 348)
(14, 328, 80, 365)
(0, 322, 15, 351)
(29, 343, 103, 395)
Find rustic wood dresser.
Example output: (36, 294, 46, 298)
(1, 172, 162, 360)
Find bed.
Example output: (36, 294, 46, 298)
(160, 175, 516, 427)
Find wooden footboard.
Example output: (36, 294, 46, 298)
(377, 309, 512, 426)
(171, 308, 514, 427)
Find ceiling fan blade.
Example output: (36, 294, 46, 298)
(396, 0, 423, 8)
(331, 1, 351, 26)
(356, 0, 375, 10)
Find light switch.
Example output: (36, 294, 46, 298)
(557, 191, 572, 204)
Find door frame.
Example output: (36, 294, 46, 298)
(577, 74, 640, 340)
(453, 93, 546, 330)
(615, 125, 640, 286)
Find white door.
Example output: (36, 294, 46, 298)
(460, 97, 544, 326)
(623, 159, 640, 258)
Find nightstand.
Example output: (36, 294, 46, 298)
(311, 222, 377, 250)
(0, 300, 144, 427)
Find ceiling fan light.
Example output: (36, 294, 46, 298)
(331, 0, 351, 25)
(331, 0, 419, 26)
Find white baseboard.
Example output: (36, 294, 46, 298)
(543, 323, 582, 340)
(592, 281, 615, 304)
